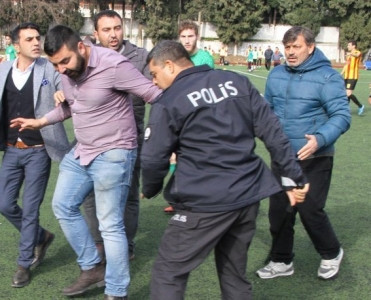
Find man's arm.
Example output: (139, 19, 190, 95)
(250, 80, 307, 190)
(11, 100, 71, 131)
(141, 103, 177, 198)
(10, 117, 49, 131)
(313, 72, 351, 150)
(113, 59, 162, 103)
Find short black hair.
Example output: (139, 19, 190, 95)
(147, 40, 191, 66)
(44, 25, 81, 56)
(348, 40, 357, 48)
(94, 10, 122, 30)
(283, 26, 315, 46)
(11, 23, 40, 44)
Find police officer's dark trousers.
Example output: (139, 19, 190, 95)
(150, 202, 260, 300)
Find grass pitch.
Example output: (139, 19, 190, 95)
(0, 66, 370, 299)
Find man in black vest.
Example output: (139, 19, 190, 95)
(0, 23, 70, 288)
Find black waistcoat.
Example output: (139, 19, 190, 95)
(2, 68, 44, 145)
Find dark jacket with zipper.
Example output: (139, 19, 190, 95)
(141, 65, 306, 213)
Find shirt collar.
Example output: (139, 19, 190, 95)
(12, 58, 36, 74)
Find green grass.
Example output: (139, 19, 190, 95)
(0, 67, 370, 299)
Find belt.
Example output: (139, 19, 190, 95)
(7, 141, 44, 149)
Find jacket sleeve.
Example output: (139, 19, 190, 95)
(141, 102, 178, 198)
(315, 72, 351, 149)
(250, 81, 307, 187)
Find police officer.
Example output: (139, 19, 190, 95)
(141, 40, 309, 300)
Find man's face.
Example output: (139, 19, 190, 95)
(5, 36, 12, 45)
(149, 60, 174, 90)
(284, 35, 314, 67)
(347, 42, 355, 52)
(14, 29, 41, 61)
(94, 16, 123, 51)
(179, 29, 197, 55)
(48, 43, 86, 80)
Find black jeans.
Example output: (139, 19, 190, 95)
(269, 156, 340, 263)
(151, 203, 259, 300)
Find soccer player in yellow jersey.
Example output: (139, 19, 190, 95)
(341, 40, 364, 115)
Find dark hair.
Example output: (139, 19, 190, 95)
(348, 40, 357, 47)
(44, 25, 81, 56)
(94, 10, 122, 30)
(147, 40, 191, 66)
(282, 26, 315, 46)
(178, 20, 199, 36)
(11, 23, 40, 44)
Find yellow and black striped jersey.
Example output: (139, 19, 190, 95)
(344, 50, 362, 80)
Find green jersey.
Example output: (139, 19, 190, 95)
(190, 49, 214, 68)
(5, 44, 17, 61)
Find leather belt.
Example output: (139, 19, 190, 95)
(7, 141, 44, 149)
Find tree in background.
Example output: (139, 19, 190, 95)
(1, 0, 369, 55)
(327, 0, 371, 54)
(208, 0, 264, 51)
(0, 0, 84, 36)
(278, 0, 327, 36)
(142, 0, 179, 43)
(262, 0, 282, 26)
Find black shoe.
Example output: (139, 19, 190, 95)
(104, 294, 128, 300)
(31, 231, 55, 268)
(11, 266, 30, 288)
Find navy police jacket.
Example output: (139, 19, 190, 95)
(141, 65, 306, 213)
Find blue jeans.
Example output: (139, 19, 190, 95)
(0, 146, 51, 268)
(52, 148, 136, 296)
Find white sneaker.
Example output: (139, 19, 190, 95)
(318, 248, 344, 279)
(256, 261, 294, 279)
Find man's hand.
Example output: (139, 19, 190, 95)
(10, 117, 48, 131)
(297, 134, 318, 160)
(54, 90, 66, 107)
(286, 183, 310, 206)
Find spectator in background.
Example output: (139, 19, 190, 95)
(219, 45, 227, 65)
(246, 47, 254, 72)
(179, 20, 214, 68)
(257, 46, 264, 68)
(252, 46, 258, 70)
(163, 20, 215, 214)
(272, 47, 284, 67)
(5, 33, 17, 61)
(341, 40, 364, 115)
(264, 45, 273, 71)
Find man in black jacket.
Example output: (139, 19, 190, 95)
(141, 40, 309, 300)
(83, 9, 150, 261)
(264, 45, 273, 70)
